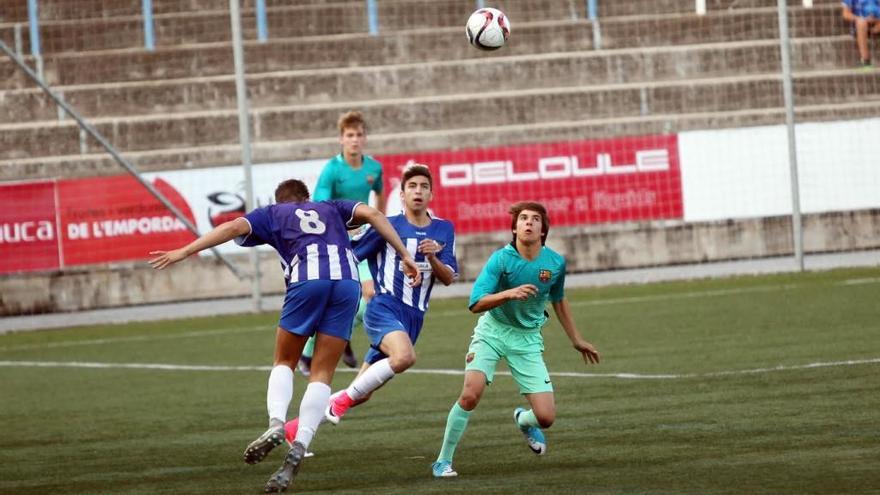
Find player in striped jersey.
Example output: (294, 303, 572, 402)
(280, 164, 458, 441)
(148, 179, 420, 493)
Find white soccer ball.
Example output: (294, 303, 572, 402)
(466, 8, 510, 51)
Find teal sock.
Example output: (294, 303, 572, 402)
(437, 402, 472, 462)
(516, 408, 539, 429)
(302, 335, 315, 359)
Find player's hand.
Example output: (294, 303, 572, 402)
(574, 339, 600, 364)
(401, 257, 422, 287)
(418, 239, 444, 257)
(505, 284, 538, 301)
(148, 249, 188, 270)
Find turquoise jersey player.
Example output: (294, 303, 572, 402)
(431, 201, 601, 479)
(299, 111, 386, 374)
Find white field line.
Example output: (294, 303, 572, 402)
(0, 325, 267, 352)
(0, 277, 875, 353)
(0, 357, 877, 380)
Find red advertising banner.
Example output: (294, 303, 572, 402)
(376, 135, 683, 234)
(0, 181, 61, 273)
(57, 176, 197, 265)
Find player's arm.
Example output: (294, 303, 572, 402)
(373, 165, 386, 213)
(352, 204, 422, 287)
(468, 251, 536, 313)
(374, 189, 387, 214)
(418, 239, 455, 285)
(149, 217, 250, 270)
(551, 298, 600, 364)
(470, 285, 538, 313)
(313, 163, 335, 201)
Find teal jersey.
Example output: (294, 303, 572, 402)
(469, 244, 566, 331)
(314, 154, 383, 203)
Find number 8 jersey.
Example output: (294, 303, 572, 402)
(236, 200, 362, 284)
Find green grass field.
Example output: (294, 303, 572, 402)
(2, 267, 879, 495)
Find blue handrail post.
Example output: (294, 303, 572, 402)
(142, 0, 155, 50)
(475, 0, 485, 8)
(27, 0, 41, 56)
(366, 0, 379, 36)
(27, 0, 44, 80)
(256, 0, 268, 42)
(587, 0, 602, 49)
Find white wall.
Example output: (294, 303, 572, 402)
(680, 117, 880, 222)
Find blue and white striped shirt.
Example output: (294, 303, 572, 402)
(353, 214, 458, 313)
(237, 200, 361, 284)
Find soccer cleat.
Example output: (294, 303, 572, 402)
(342, 343, 358, 368)
(323, 391, 354, 425)
(431, 460, 458, 478)
(514, 407, 547, 455)
(244, 422, 285, 465)
(264, 441, 307, 493)
(297, 356, 312, 377)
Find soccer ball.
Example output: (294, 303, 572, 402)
(466, 8, 510, 51)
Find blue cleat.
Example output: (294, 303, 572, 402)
(431, 460, 458, 478)
(514, 407, 546, 455)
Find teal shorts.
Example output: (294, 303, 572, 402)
(357, 260, 373, 282)
(464, 313, 553, 394)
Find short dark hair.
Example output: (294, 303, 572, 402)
(337, 110, 366, 134)
(275, 179, 310, 203)
(400, 163, 432, 190)
(509, 201, 550, 245)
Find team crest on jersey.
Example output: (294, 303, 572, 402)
(539, 269, 552, 283)
(466, 352, 475, 363)
(366, 175, 375, 185)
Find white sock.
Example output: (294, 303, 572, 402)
(346, 358, 395, 401)
(266, 365, 293, 423)
(295, 382, 331, 449)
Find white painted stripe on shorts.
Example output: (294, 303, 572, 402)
(0, 358, 877, 379)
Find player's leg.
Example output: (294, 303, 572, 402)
(297, 336, 316, 376)
(433, 323, 502, 477)
(326, 330, 414, 423)
(265, 279, 359, 493)
(508, 350, 554, 455)
(326, 295, 422, 423)
(342, 263, 374, 367)
(243, 326, 308, 465)
(245, 280, 328, 465)
(855, 16, 871, 65)
(432, 370, 489, 478)
(283, 359, 371, 444)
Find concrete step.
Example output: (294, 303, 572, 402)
(598, 0, 838, 16)
(0, 5, 847, 90)
(3, 98, 879, 182)
(0, 0, 344, 23)
(0, 37, 859, 123)
(1, 68, 876, 161)
(1, 0, 582, 55)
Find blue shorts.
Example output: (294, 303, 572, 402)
(278, 279, 361, 340)
(362, 294, 425, 365)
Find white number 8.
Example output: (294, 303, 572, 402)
(295, 209, 326, 234)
